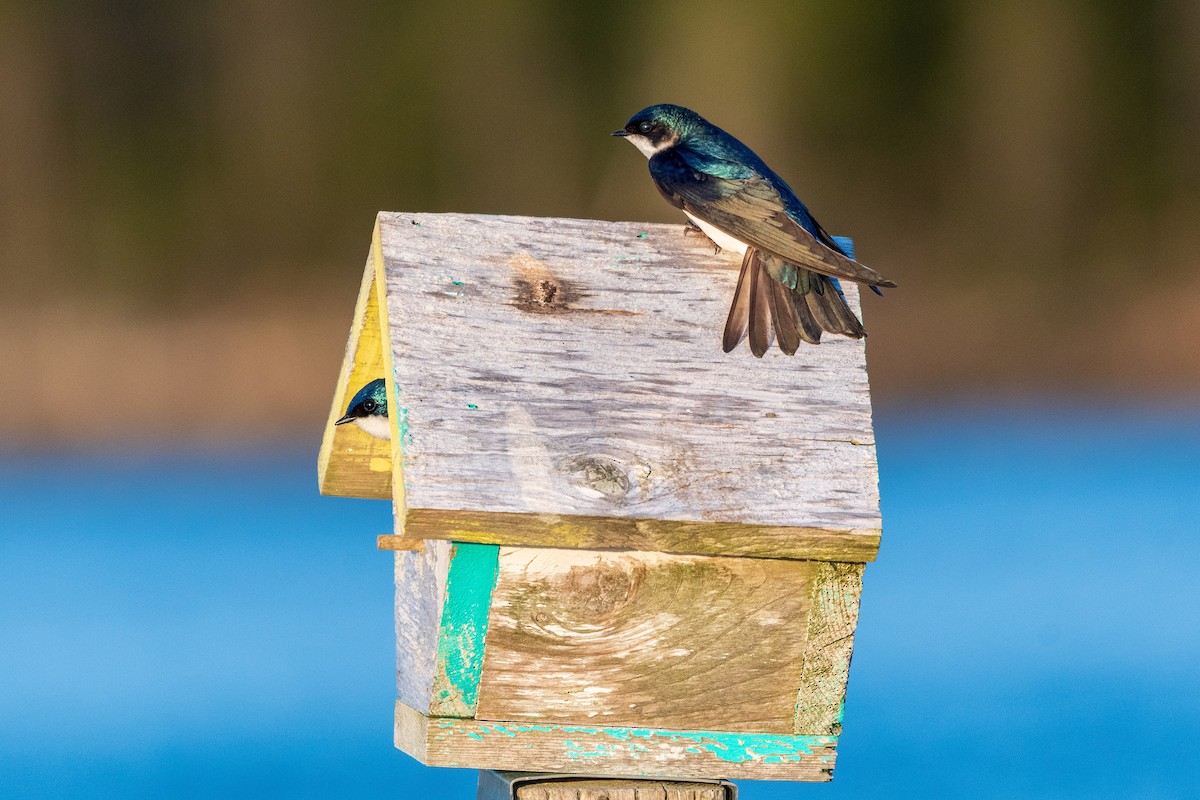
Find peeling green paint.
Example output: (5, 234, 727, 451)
(428, 543, 499, 716)
(396, 406, 413, 448)
(466, 403, 478, 410)
(431, 718, 835, 765)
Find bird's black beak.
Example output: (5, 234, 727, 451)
(612, 129, 629, 137)
(334, 414, 355, 425)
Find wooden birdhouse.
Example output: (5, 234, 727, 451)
(318, 212, 882, 786)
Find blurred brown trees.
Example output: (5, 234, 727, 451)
(1, 2, 1197, 441)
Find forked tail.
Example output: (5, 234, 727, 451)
(723, 247, 867, 357)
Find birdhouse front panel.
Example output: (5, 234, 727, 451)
(388, 540, 860, 781)
(320, 212, 882, 564)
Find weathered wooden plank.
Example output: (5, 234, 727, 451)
(395, 701, 836, 782)
(317, 254, 393, 500)
(474, 547, 817, 733)
(378, 534, 423, 552)
(394, 540, 450, 714)
(514, 779, 727, 800)
(793, 563, 864, 735)
(403, 509, 880, 563)
(478, 772, 734, 800)
(376, 212, 881, 561)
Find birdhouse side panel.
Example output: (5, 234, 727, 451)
(393, 539, 449, 714)
(395, 541, 501, 718)
(794, 562, 864, 736)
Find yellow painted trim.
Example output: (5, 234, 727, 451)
(316, 226, 393, 499)
(371, 216, 410, 530)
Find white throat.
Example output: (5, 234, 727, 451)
(624, 133, 677, 159)
(353, 415, 392, 440)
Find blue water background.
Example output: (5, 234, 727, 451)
(2, 406, 1198, 798)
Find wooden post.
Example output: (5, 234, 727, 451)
(320, 212, 882, 789)
(477, 771, 735, 800)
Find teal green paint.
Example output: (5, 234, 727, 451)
(637, 232, 649, 239)
(388, 377, 404, 450)
(466, 403, 478, 410)
(560, 727, 826, 764)
(396, 405, 413, 448)
(433, 718, 835, 765)
(451, 279, 464, 286)
(430, 542, 500, 715)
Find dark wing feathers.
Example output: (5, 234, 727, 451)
(746, 251, 772, 358)
(792, 290, 824, 344)
(724, 246, 865, 357)
(722, 249, 753, 353)
(767, 273, 802, 355)
(650, 145, 882, 354)
(649, 148, 897, 289)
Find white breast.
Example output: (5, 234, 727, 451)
(684, 212, 748, 255)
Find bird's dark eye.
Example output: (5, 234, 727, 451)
(362, 399, 376, 413)
(638, 121, 654, 134)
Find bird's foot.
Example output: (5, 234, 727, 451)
(682, 220, 722, 254)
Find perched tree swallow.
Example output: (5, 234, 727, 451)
(334, 378, 390, 440)
(614, 104, 896, 356)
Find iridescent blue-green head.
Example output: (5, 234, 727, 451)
(612, 103, 704, 158)
(335, 378, 389, 440)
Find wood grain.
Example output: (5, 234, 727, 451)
(393, 540, 450, 714)
(377, 534, 423, 552)
(514, 779, 727, 800)
(395, 701, 836, 781)
(478, 772, 732, 800)
(793, 563, 864, 736)
(317, 253, 393, 500)
(402, 509, 880, 563)
(474, 547, 816, 733)
(375, 212, 882, 561)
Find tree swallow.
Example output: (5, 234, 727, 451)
(334, 378, 390, 440)
(614, 104, 896, 356)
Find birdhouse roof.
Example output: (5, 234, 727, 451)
(319, 213, 882, 562)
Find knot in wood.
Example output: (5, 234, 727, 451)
(553, 561, 643, 623)
(565, 455, 632, 502)
(510, 254, 578, 314)
(513, 276, 576, 313)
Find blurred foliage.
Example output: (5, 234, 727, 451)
(1, 0, 1198, 309)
